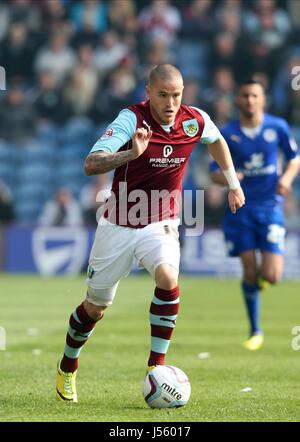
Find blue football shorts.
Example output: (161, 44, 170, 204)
(223, 204, 285, 257)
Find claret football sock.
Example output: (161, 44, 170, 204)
(148, 286, 179, 367)
(242, 281, 261, 336)
(60, 302, 98, 373)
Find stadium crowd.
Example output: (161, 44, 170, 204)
(0, 0, 300, 226)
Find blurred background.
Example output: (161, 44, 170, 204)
(0, 0, 300, 276)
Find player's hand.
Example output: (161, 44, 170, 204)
(131, 128, 153, 159)
(277, 176, 291, 196)
(228, 186, 245, 214)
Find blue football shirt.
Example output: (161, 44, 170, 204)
(210, 113, 299, 207)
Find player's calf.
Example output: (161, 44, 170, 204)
(260, 270, 282, 285)
(261, 253, 283, 285)
(148, 284, 180, 367)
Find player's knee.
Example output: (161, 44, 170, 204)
(84, 286, 115, 321)
(155, 265, 178, 290)
(83, 299, 107, 322)
(85, 285, 116, 313)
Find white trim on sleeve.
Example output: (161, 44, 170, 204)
(191, 106, 221, 144)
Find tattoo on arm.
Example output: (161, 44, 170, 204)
(84, 150, 134, 175)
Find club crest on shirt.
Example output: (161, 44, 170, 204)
(263, 128, 277, 142)
(182, 119, 199, 137)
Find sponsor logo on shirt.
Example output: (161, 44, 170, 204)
(241, 153, 276, 176)
(149, 145, 186, 168)
(99, 128, 114, 140)
(149, 157, 186, 167)
(182, 119, 199, 137)
(105, 128, 114, 137)
(99, 127, 114, 140)
(245, 153, 264, 170)
(230, 134, 241, 143)
(163, 145, 173, 157)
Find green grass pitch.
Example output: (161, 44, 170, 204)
(1, 273, 300, 422)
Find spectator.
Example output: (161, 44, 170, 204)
(70, 0, 108, 33)
(9, 0, 41, 34)
(0, 2, 9, 42)
(39, 0, 69, 26)
(0, 21, 36, 82)
(138, 0, 181, 46)
(62, 44, 99, 119)
(210, 31, 243, 81)
(31, 70, 64, 125)
(93, 30, 129, 78)
(0, 85, 37, 142)
(180, 0, 214, 41)
(34, 32, 76, 85)
(242, 0, 292, 82)
(217, 6, 242, 36)
(71, 16, 99, 49)
(38, 188, 83, 227)
(203, 66, 235, 118)
(93, 65, 136, 123)
(108, 0, 137, 34)
(244, 0, 292, 50)
(211, 95, 233, 127)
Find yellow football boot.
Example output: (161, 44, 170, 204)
(258, 276, 270, 291)
(146, 365, 157, 375)
(243, 334, 264, 351)
(56, 361, 78, 402)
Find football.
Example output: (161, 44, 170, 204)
(142, 365, 191, 408)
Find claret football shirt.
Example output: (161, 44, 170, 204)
(90, 100, 221, 227)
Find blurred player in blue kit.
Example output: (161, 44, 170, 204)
(210, 79, 300, 350)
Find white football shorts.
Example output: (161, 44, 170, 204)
(86, 217, 180, 306)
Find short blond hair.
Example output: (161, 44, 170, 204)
(149, 64, 183, 86)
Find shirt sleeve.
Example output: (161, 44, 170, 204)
(90, 109, 137, 154)
(192, 107, 221, 144)
(277, 119, 299, 161)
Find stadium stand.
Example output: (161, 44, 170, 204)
(0, 0, 299, 225)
